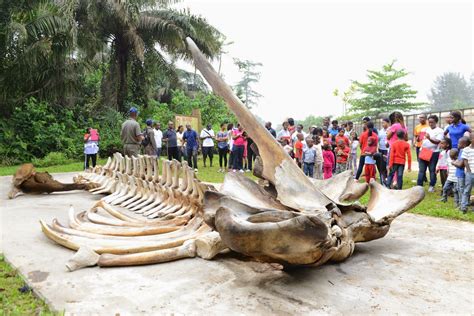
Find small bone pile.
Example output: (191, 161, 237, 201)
(41, 153, 226, 271)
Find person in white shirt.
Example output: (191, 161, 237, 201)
(176, 125, 185, 161)
(416, 114, 445, 192)
(291, 124, 308, 144)
(154, 122, 163, 158)
(349, 133, 360, 172)
(277, 121, 291, 144)
(460, 134, 474, 212)
(440, 149, 460, 205)
(200, 124, 215, 167)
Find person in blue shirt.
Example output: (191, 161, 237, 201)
(328, 120, 339, 137)
(445, 110, 471, 148)
(183, 124, 199, 171)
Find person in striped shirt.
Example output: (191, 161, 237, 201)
(460, 134, 474, 213)
(439, 148, 460, 205)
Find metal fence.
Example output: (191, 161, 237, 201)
(353, 107, 474, 140)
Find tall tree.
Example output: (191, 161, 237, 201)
(428, 72, 473, 111)
(233, 58, 263, 109)
(347, 61, 424, 118)
(75, 0, 223, 112)
(0, 0, 80, 115)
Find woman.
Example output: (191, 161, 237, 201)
(384, 111, 408, 187)
(216, 123, 229, 172)
(84, 127, 99, 169)
(417, 115, 444, 192)
(176, 125, 185, 162)
(232, 124, 246, 172)
(386, 111, 408, 145)
(378, 118, 390, 184)
(444, 110, 471, 149)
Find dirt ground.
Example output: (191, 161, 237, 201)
(1, 173, 473, 315)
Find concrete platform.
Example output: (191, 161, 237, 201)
(1, 172, 473, 315)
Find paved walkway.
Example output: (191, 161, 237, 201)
(1, 173, 473, 314)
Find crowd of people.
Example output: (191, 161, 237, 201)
(85, 106, 473, 214)
(269, 111, 473, 214)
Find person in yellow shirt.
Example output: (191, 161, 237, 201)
(413, 113, 428, 182)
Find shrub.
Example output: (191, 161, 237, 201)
(31, 152, 71, 167)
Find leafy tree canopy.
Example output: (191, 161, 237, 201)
(428, 72, 474, 111)
(346, 60, 425, 118)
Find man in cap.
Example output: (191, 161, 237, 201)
(143, 119, 157, 156)
(163, 121, 179, 161)
(121, 107, 144, 157)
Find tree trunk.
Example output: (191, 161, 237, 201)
(116, 38, 129, 113)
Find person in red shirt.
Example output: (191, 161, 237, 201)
(363, 137, 378, 183)
(387, 129, 412, 189)
(355, 122, 378, 181)
(335, 139, 350, 174)
(335, 128, 350, 147)
(294, 133, 304, 168)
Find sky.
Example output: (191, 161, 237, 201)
(175, 0, 473, 124)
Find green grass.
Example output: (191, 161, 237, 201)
(0, 254, 58, 315)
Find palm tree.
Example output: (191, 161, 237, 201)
(75, 0, 223, 112)
(0, 0, 79, 115)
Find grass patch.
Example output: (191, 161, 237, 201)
(0, 254, 57, 315)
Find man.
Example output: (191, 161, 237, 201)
(265, 122, 276, 138)
(414, 114, 429, 182)
(154, 122, 163, 157)
(183, 124, 199, 171)
(120, 107, 143, 157)
(414, 114, 429, 160)
(323, 117, 330, 129)
(291, 124, 308, 144)
(277, 121, 291, 144)
(328, 120, 339, 137)
(200, 123, 215, 167)
(143, 119, 157, 156)
(163, 121, 179, 161)
(362, 116, 378, 134)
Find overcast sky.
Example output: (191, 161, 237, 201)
(176, 0, 473, 124)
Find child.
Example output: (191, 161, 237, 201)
(363, 137, 378, 183)
(387, 129, 412, 189)
(322, 129, 332, 146)
(335, 139, 350, 174)
(349, 133, 359, 172)
(452, 136, 470, 212)
(282, 139, 294, 158)
(335, 128, 350, 147)
(314, 136, 324, 179)
(451, 136, 472, 214)
(322, 144, 335, 179)
(294, 133, 304, 168)
(303, 139, 317, 177)
(436, 138, 451, 191)
(461, 134, 474, 213)
(439, 148, 459, 205)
